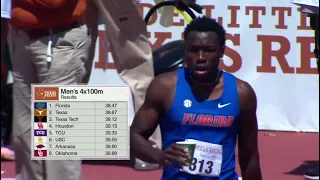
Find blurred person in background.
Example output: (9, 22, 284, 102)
(84, 0, 159, 170)
(292, 0, 319, 179)
(8, 0, 92, 179)
(1, 0, 15, 161)
(85, 0, 195, 170)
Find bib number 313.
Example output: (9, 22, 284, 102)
(188, 157, 214, 174)
(180, 139, 223, 177)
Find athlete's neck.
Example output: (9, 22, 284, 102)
(188, 70, 222, 100)
(189, 69, 222, 87)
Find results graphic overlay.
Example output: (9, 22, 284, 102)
(31, 85, 130, 160)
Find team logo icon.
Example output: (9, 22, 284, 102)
(34, 136, 47, 144)
(183, 99, 192, 108)
(34, 150, 47, 157)
(34, 102, 47, 109)
(34, 87, 59, 100)
(34, 122, 47, 129)
(34, 130, 47, 136)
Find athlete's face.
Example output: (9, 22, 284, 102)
(184, 31, 224, 82)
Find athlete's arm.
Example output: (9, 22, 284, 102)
(237, 80, 262, 180)
(130, 76, 167, 164)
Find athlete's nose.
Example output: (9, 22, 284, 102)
(196, 50, 207, 64)
(197, 49, 203, 59)
(196, 59, 207, 65)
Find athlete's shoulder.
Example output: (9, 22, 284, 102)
(151, 70, 178, 90)
(145, 70, 178, 104)
(222, 71, 253, 92)
(235, 77, 257, 109)
(235, 78, 254, 91)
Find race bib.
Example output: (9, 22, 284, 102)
(180, 139, 223, 177)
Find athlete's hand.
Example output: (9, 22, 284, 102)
(174, 0, 196, 10)
(160, 144, 191, 167)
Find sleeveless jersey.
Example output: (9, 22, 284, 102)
(159, 68, 241, 180)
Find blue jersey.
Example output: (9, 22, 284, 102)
(159, 68, 241, 180)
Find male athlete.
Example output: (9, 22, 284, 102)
(130, 16, 262, 180)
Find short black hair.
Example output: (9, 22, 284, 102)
(183, 16, 226, 47)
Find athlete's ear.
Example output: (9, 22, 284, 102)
(220, 45, 225, 58)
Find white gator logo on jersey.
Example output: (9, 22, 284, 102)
(184, 99, 192, 108)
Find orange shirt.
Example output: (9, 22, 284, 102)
(10, 0, 86, 29)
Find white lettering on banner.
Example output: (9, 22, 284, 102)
(180, 139, 223, 177)
(87, 0, 319, 132)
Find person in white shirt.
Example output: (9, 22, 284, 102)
(85, 0, 196, 170)
(292, 1, 319, 180)
(1, 0, 15, 161)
